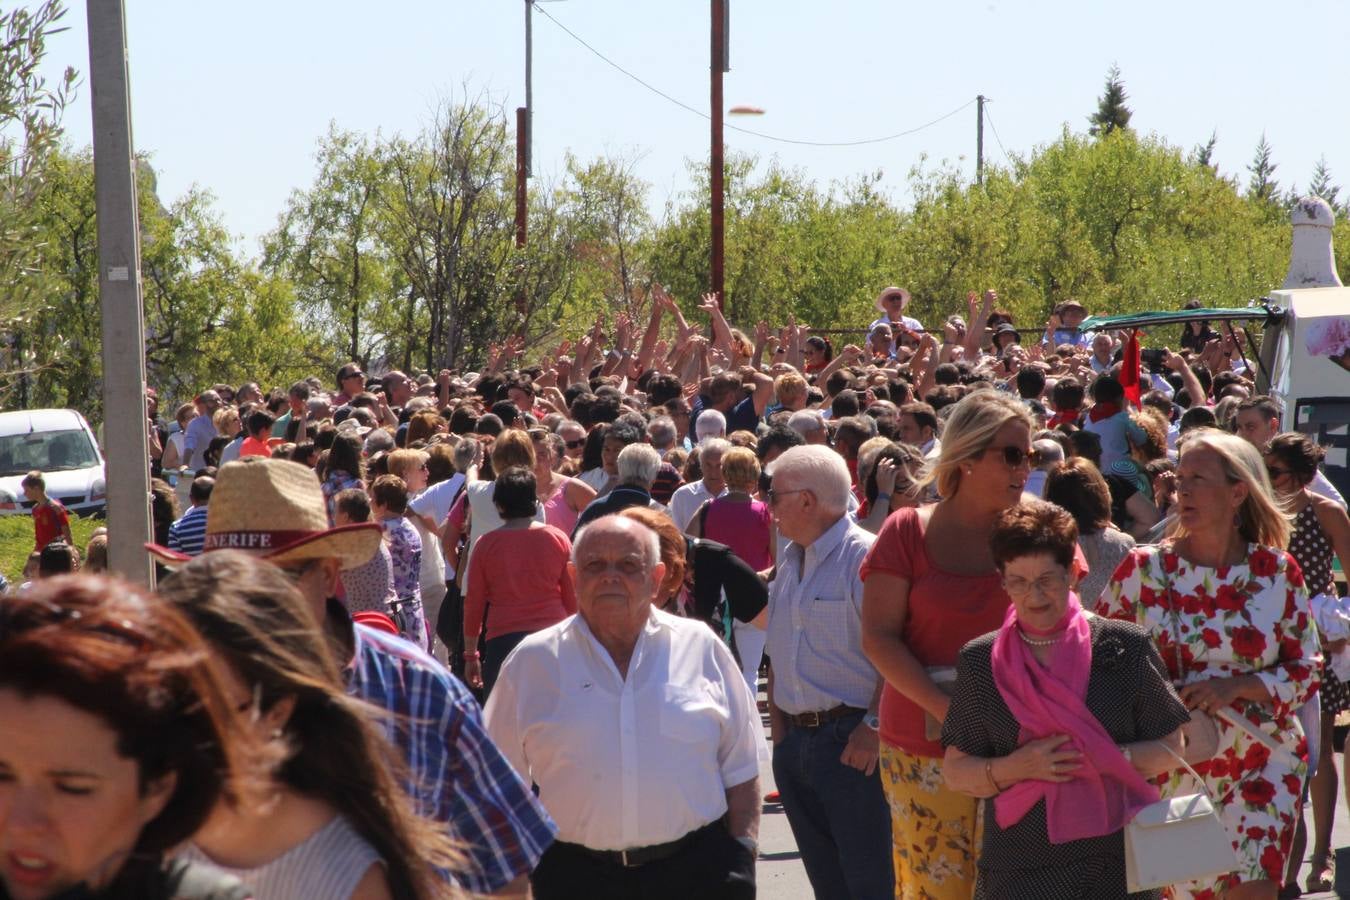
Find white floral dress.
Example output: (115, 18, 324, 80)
(1097, 544, 1320, 899)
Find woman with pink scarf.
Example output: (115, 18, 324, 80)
(940, 501, 1213, 898)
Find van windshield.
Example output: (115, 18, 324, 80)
(0, 429, 101, 477)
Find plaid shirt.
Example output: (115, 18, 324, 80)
(347, 623, 557, 892)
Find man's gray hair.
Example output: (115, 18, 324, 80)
(768, 445, 852, 516)
(787, 409, 826, 438)
(617, 443, 662, 487)
(572, 516, 662, 568)
(695, 409, 727, 441)
(699, 437, 731, 462)
(647, 416, 677, 450)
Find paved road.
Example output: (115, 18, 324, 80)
(750, 683, 1350, 899)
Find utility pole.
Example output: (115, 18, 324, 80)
(710, 0, 728, 308)
(524, 0, 533, 177)
(976, 94, 985, 186)
(86, 0, 153, 585)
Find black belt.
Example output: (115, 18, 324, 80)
(784, 704, 865, 729)
(572, 821, 720, 868)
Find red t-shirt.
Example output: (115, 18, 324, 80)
(859, 507, 1009, 757)
(33, 501, 69, 551)
(464, 525, 577, 642)
(238, 436, 272, 458)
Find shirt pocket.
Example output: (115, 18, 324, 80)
(801, 592, 853, 660)
(658, 682, 725, 746)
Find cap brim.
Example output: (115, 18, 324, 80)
(146, 522, 383, 572)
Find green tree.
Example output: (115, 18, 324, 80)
(1307, 155, 1340, 210)
(1192, 131, 1218, 169)
(1246, 134, 1281, 207)
(0, 0, 78, 403)
(1088, 65, 1132, 137)
(263, 126, 402, 367)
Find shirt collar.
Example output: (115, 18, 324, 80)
(792, 514, 851, 567)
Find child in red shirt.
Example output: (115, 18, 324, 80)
(22, 470, 72, 551)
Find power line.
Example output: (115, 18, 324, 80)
(982, 101, 1014, 166)
(532, 3, 976, 148)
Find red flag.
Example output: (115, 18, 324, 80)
(1121, 328, 1141, 409)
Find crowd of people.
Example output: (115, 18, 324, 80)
(3, 282, 1349, 900)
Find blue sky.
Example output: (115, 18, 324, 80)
(37, 0, 1350, 255)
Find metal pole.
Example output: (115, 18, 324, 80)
(86, 0, 153, 585)
(710, 0, 726, 308)
(515, 107, 528, 250)
(976, 94, 985, 185)
(525, 0, 533, 177)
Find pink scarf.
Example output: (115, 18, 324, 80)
(990, 592, 1159, 843)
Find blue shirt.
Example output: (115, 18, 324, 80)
(182, 414, 219, 471)
(166, 505, 209, 557)
(765, 515, 881, 714)
(345, 622, 557, 892)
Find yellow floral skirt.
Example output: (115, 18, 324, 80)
(879, 742, 980, 900)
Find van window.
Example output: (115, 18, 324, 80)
(0, 430, 100, 477)
(1295, 399, 1350, 502)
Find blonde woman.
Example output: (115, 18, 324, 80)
(860, 389, 1036, 898)
(688, 446, 775, 693)
(1097, 429, 1320, 900)
(388, 448, 448, 654)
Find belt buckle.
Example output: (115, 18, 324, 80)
(800, 710, 822, 728)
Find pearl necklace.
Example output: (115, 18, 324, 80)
(1017, 629, 1062, 647)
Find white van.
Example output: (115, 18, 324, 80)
(0, 409, 108, 517)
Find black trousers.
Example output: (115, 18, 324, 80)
(531, 821, 755, 900)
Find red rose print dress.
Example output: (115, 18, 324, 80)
(1097, 544, 1320, 899)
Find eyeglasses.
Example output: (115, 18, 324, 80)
(766, 487, 807, 505)
(982, 445, 1032, 468)
(1002, 570, 1069, 598)
(565, 439, 586, 449)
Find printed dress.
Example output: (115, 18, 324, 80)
(1097, 545, 1320, 899)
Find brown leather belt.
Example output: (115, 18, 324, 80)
(784, 704, 865, 729)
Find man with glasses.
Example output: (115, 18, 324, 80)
(763, 446, 892, 898)
(334, 362, 366, 406)
(183, 389, 224, 471)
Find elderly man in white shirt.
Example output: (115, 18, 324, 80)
(668, 437, 729, 532)
(764, 446, 893, 898)
(485, 515, 762, 899)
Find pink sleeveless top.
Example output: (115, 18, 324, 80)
(541, 477, 580, 534)
(703, 497, 773, 571)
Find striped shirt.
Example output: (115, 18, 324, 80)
(345, 622, 557, 893)
(180, 815, 379, 900)
(166, 505, 210, 557)
(765, 515, 880, 715)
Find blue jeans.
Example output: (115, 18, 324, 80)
(772, 710, 894, 900)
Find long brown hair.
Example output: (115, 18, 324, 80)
(158, 551, 465, 899)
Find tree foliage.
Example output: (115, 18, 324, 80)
(1089, 64, 1133, 138)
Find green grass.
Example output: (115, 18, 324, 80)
(0, 513, 103, 585)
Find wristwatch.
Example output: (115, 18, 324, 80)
(864, 712, 881, 731)
(733, 835, 759, 856)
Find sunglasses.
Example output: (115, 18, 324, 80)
(982, 445, 1033, 467)
(565, 438, 586, 449)
(766, 487, 807, 505)
(1265, 465, 1291, 479)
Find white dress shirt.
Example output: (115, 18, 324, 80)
(764, 516, 879, 715)
(668, 479, 723, 533)
(484, 608, 763, 851)
(1312, 470, 1347, 507)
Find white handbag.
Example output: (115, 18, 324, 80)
(1124, 748, 1238, 892)
(1124, 552, 1241, 892)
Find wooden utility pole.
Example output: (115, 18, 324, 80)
(710, 0, 728, 307)
(86, 0, 153, 584)
(976, 94, 986, 186)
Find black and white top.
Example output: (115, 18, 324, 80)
(942, 617, 1190, 900)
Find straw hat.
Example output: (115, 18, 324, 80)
(146, 457, 381, 570)
(874, 286, 912, 313)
